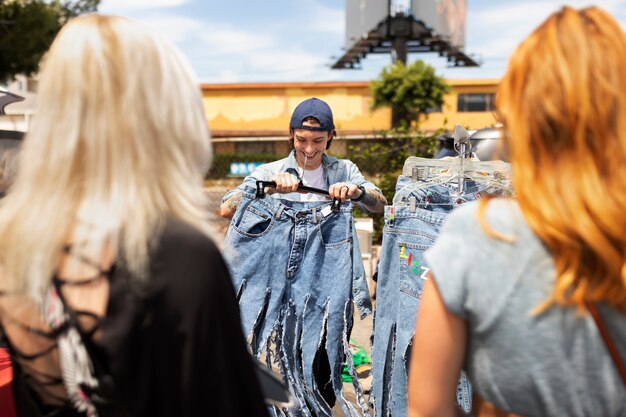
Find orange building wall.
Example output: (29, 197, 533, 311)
(423, 79, 500, 130)
(201, 79, 499, 138)
(202, 82, 389, 137)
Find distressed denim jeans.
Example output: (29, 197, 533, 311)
(223, 188, 370, 417)
(371, 179, 480, 417)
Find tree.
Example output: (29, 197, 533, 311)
(370, 59, 450, 128)
(347, 60, 450, 242)
(0, 0, 100, 84)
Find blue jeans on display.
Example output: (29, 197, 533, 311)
(223, 188, 370, 417)
(371, 178, 477, 417)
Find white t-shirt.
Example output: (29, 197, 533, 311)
(299, 165, 328, 202)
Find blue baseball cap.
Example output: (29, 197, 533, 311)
(289, 97, 335, 131)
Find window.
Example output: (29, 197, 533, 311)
(425, 104, 442, 114)
(457, 93, 495, 112)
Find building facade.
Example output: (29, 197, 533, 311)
(2, 77, 499, 157)
(201, 79, 499, 156)
(0, 75, 37, 132)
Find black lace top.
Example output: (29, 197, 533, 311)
(0, 218, 269, 417)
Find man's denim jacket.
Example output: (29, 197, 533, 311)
(222, 151, 375, 318)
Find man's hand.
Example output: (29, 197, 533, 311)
(328, 182, 361, 202)
(328, 182, 387, 213)
(268, 172, 300, 194)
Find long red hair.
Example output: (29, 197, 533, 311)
(495, 6, 626, 312)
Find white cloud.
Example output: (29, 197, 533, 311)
(96, 0, 626, 84)
(200, 28, 275, 55)
(304, 2, 344, 36)
(470, 34, 522, 60)
(467, 0, 626, 61)
(251, 0, 344, 36)
(471, 3, 551, 41)
(246, 49, 325, 74)
(99, 0, 189, 13)
(454, 0, 626, 80)
(471, 0, 626, 35)
(123, 14, 204, 43)
(214, 70, 240, 83)
(97, 0, 351, 82)
(201, 48, 331, 82)
(191, 19, 332, 81)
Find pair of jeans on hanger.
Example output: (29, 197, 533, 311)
(370, 176, 485, 417)
(223, 187, 370, 417)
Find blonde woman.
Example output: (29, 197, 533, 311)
(408, 6, 626, 417)
(0, 14, 268, 417)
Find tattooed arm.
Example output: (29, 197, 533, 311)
(328, 182, 387, 214)
(358, 188, 387, 214)
(219, 191, 242, 219)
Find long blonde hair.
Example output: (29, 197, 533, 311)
(0, 14, 214, 303)
(496, 6, 626, 311)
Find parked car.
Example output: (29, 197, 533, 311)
(0, 90, 24, 198)
(434, 125, 506, 161)
(470, 125, 507, 161)
(434, 131, 458, 159)
(0, 91, 21, 417)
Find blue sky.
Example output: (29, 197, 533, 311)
(98, 0, 626, 84)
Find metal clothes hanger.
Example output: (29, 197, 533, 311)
(393, 126, 513, 211)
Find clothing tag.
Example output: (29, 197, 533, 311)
(320, 205, 333, 217)
(423, 191, 432, 208)
(275, 206, 284, 219)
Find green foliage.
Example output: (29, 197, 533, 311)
(370, 60, 450, 128)
(347, 126, 440, 177)
(351, 126, 443, 243)
(62, 0, 100, 17)
(362, 59, 451, 240)
(206, 152, 278, 179)
(0, 0, 100, 83)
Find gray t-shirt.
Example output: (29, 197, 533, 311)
(425, 198, 626, 417)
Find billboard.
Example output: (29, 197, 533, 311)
(345, 0, 389, 48)
(411, 0, 466, 48)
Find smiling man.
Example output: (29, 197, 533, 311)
(219, 97, 386, 219)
